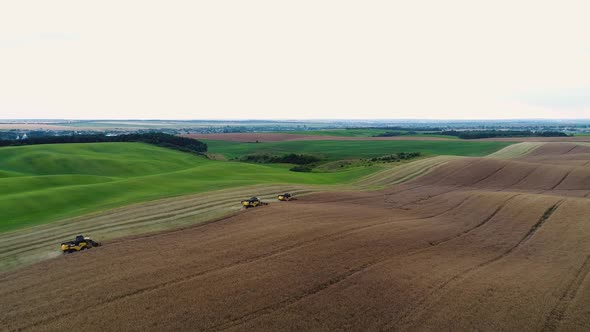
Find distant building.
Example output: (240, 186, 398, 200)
(16, 135, 20, 140)
(21, 133, 28, 140)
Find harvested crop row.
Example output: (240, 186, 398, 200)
(486, 142, 544, 159)
(2, 189, 589, 331)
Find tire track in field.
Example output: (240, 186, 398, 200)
(209, 263, 374, 331)
(386, 199, 564, 330)
(382, 184, 438, 208)
(502, 164, 541, 189)
(18, 197, 474, 331)
(417, 158, 485, 187)
(206, 197, 517, 331)
(562, 145, 579, 155)
(398, 163, 508, 209)
(397, 160, 523, 207)
(397, 187, 460, 209)
(549, 168, 574, 190)
(542, 254, 590, 332)
(382, 158, 482, 205)
(493, 164, 543, 195)
(469, 163, 508, 187)
(427, 194, 520, 246)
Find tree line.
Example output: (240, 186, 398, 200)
(240, 153, 321, 165)
(369, 152, 422, 162)
(0, 133, 208, 154)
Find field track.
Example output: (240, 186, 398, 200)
(2, 143, 590, 331)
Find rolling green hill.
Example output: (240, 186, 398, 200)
(0, 143, 378, 232)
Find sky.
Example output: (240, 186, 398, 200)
(1, 1, 589, 120)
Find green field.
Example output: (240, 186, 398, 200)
(1, 139, 512, 232)
(0, 143, 379, 232)
(280, 129, 456, 139)
(205, 139, 512, 160)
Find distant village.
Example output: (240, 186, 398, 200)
(1, 119, 590, 142)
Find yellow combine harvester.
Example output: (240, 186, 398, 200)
(241, 197, 268, 208)
(277, 193, 294, 201)
(61, 235, 101, 254)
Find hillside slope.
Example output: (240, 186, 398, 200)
(0, 143, 378, 232)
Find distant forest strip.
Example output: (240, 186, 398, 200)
(370, 152, 422, 162)
(373, 131, 416, 137)
(0, 133, 208, 154)
(346, 126, 443, 131)
(439, 130, 569, 139)
(239, 153, 322, 165)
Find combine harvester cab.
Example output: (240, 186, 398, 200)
(277, 193, 294, 201)
(61, 235, 101, 254)
(241, 197, 268, 209)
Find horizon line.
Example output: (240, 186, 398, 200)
(1, 118, 590, 122)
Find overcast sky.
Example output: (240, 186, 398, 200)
(1, 1, 589, 120)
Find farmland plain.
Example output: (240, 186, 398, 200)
(203, 139, 511, 160)
(2, 142, 590, 331)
